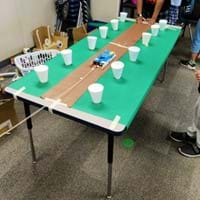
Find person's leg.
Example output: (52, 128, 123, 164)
(198, 52, 200, 60)
(191, 18, 200, 60)
(191, 53, 199, 61)
(186, 124, 197, 138)
(168, 5, 179, 25)
(169, 96, 200, 143)
(189, 19, 200, 62)
(196, 129, 200, 148)
(178, 96, 200, 157)
(180, 19, 200, 70)
(169, 128, 196, 143)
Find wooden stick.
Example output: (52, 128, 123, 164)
(47, 25, 51, 43)
(82, 23, 88, 35)
(36, 29, 43, 49)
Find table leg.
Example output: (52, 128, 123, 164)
(23, 102, 37, 163)
(158, 60, 168, 83)
(188, 24, 193, 41)
(107, 134, 114, 199)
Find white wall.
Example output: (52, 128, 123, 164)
(0, 0, 56, 61)
(90, 0, 120, 22)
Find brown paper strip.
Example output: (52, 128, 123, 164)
(43, 23, 150, 107)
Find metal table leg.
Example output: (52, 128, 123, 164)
(107, 134, 114, 199)
(158, 60, 168, 83)
(188, 24, 193, 41)
(23, 102, 37, 163)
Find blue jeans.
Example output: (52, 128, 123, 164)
(191, 18, 200, 53)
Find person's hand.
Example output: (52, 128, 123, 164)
(146, 18, 156, 25)
(136, 16, 146, 24)
(195, 70, 200, 81)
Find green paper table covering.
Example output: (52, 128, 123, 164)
(8, 21, 133, 96)
(8, 21, 181, 128)
(73, 28, 181, 127)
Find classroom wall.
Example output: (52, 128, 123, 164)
(90, 0, 120, 22)
(0, 0, 120, 61)
(0, 0, 56, 61)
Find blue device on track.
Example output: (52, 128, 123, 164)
(93, 50, 116, 67)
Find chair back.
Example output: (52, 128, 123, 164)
(179, 0, 196, 23)
(180, 0, 195, 16)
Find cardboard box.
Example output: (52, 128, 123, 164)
(32, 26, 68, 51)
(72, 24, 88, 43)
(0, 91, 18, 137)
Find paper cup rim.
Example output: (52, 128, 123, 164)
(120, 12, 128, 15)
(142, 32, 152, 36)
(111, 19, 119, 23)
(88, 83, 104, 93)
(61, 49, 72, 54)
(128, 46, 140, 51)
(159, 19, 168, 23)
(111, 61, 124, 69)
(87, 36, 97, 39)
(151, 24, 160, 28)
(34, 65, 48, 72)
(99, 26, 108, 29)
(120, 12, 128, 18)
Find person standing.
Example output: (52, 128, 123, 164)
(180, 18, 200, 70)
(136, 0, 170, 24)
(169, 70, 200, 157)
(168, 0, 182, 25)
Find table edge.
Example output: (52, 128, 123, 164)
(5, 87, 127, 135)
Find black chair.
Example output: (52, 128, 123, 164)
(178, 0, 196, 40)
(119, 0, 136, 18)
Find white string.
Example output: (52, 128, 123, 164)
(48, 99, 61, 114)
(5, 64, 96, 135)
(52, 66, 97, 99)
(2, 106, 45, 136)
(44, 98, 67, 113)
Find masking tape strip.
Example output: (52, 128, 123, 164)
(13, 86, 26, 100)
(110, 42, 128, 49)
(109, 115, 121, 130)
(44, 98, 67, 113)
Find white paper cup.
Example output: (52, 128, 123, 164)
(110, 19, 119, 31)
(87, 36, 97, 50)
(111, 61, 124, 79)
(142, 32, 152, 46)
(128, 46, 141, 62)
(159, 19, 168, 31)
(88, 83, 104, 104)
(99, 26, 108, 39)
(151, 24, 160, 36)
(61, 49, 72, 66)
(34, 65, 48, 83)
(120, 12, 128, 22)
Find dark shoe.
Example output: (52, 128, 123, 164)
(180, 60, 196, 70)
(169, 131, 196, 143)
(178, 143, 200, 158)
